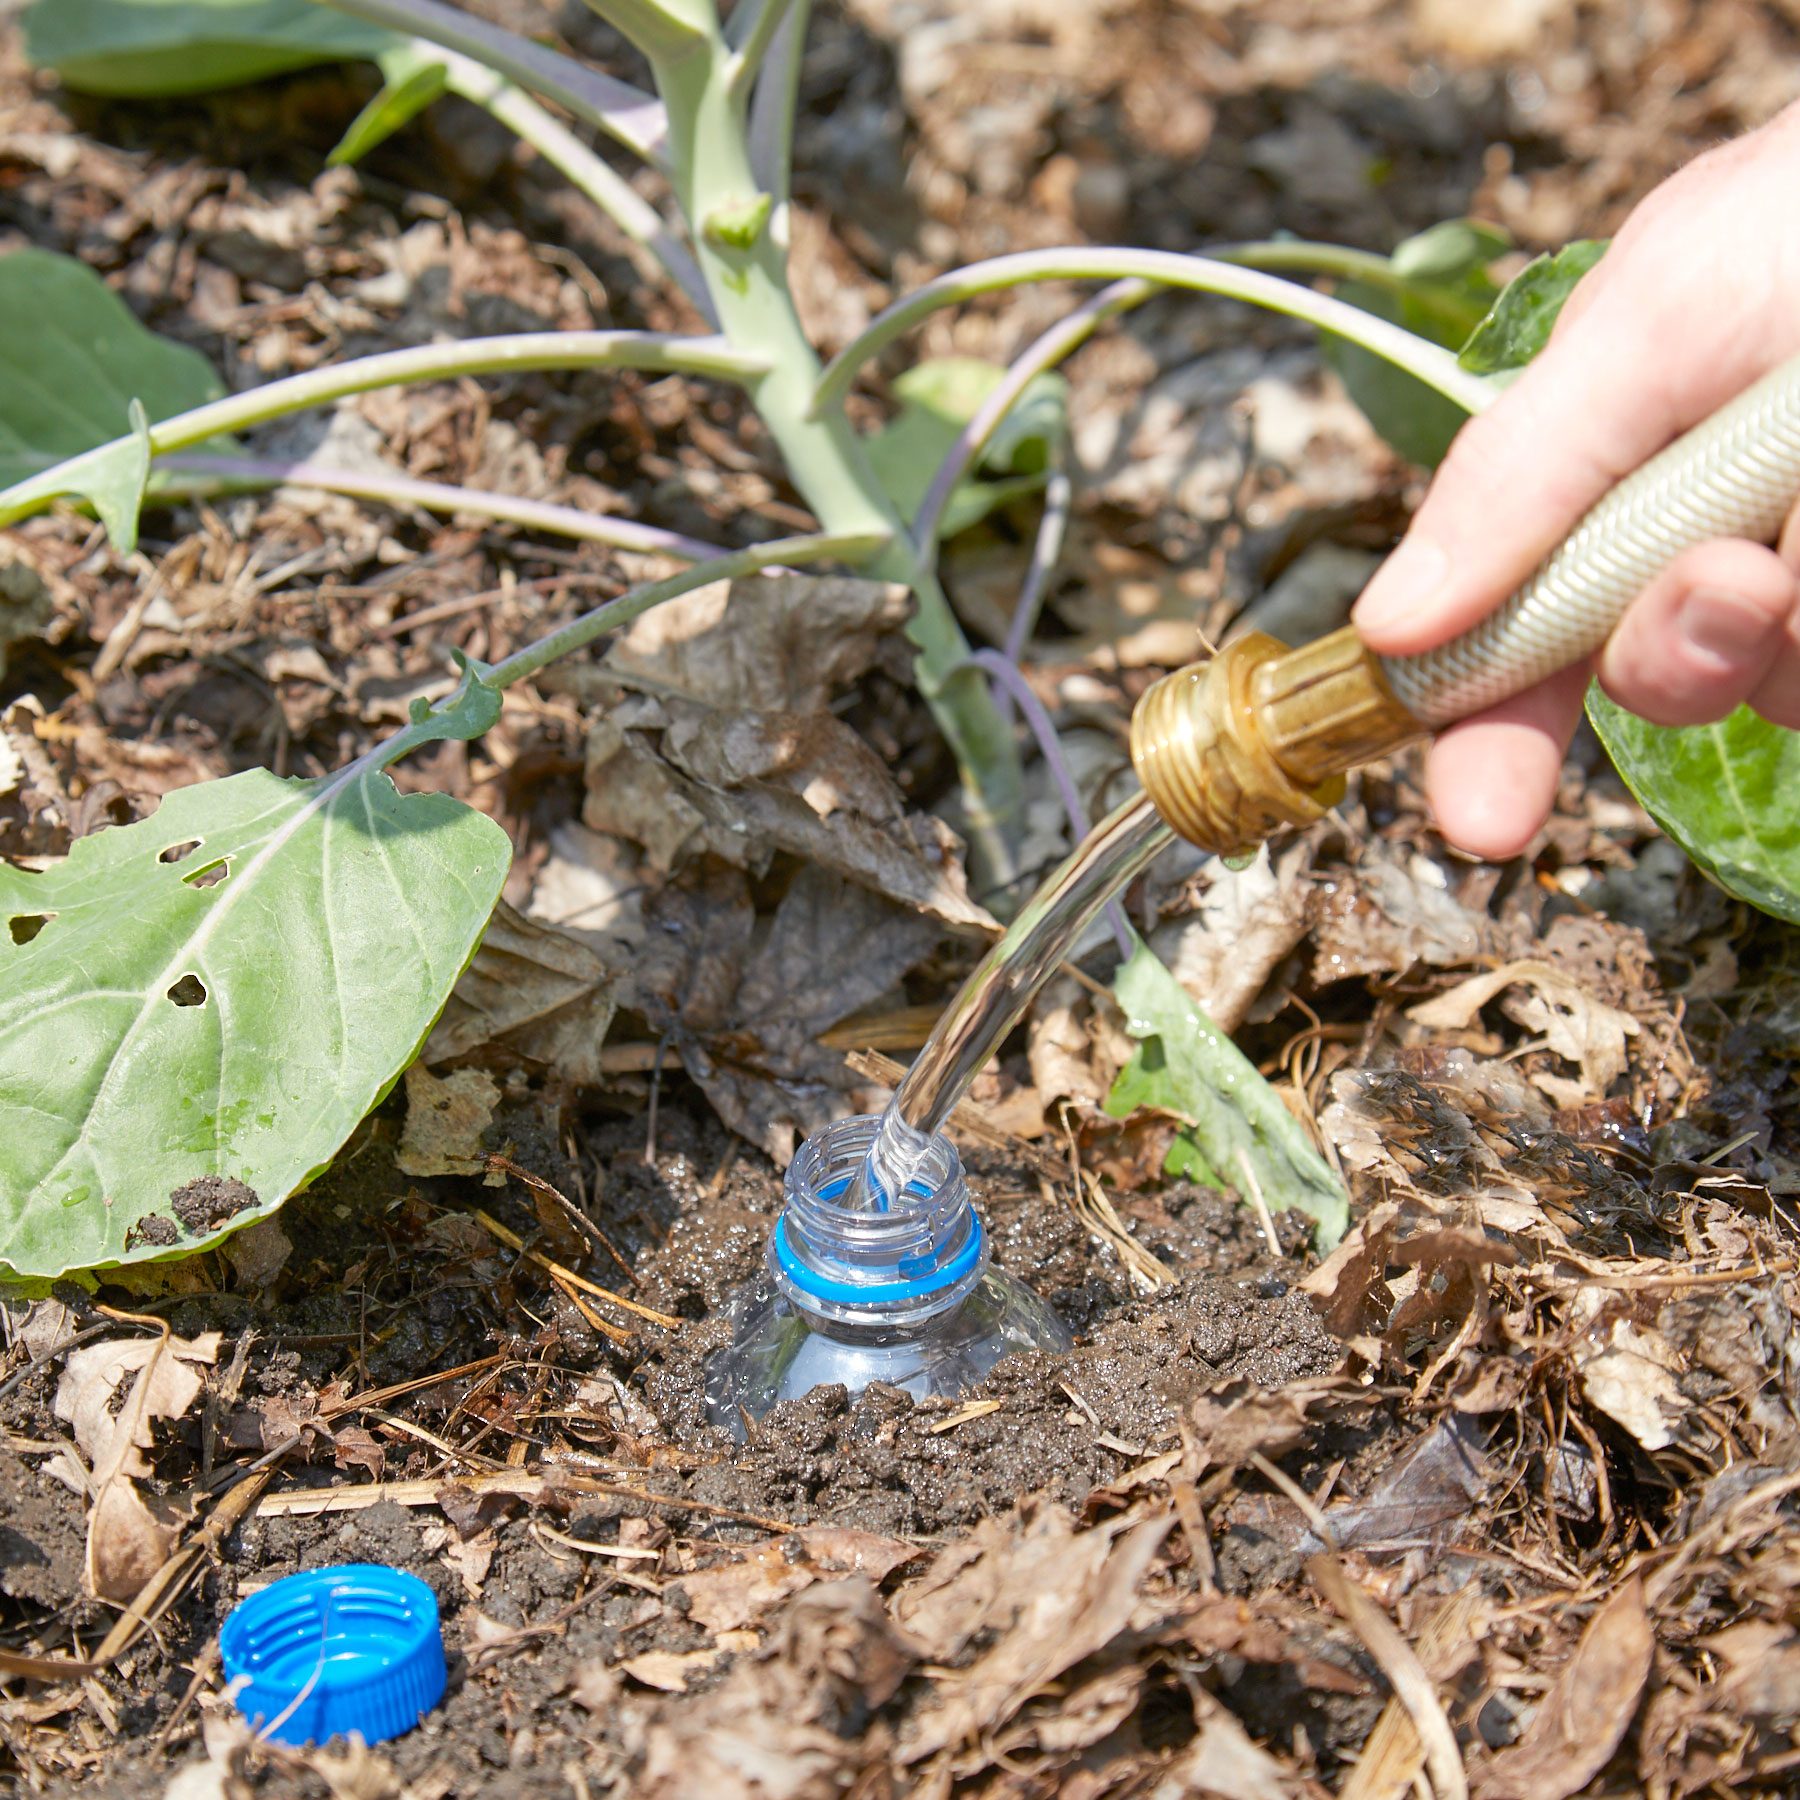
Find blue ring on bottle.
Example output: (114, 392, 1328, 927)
(773, 1211, 984, 1305)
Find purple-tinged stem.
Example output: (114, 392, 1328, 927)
(968, 648, 1133, 959)
(746, 0, 810, 200)
(158, 456, 730, 563)
(913, 278, 1150, 552)
(813, 248, 1498, 420)
(992, 465, 1072, 727)
(316, 0, 670, 164)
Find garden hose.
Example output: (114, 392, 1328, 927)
(1131, 352, 1800, 855)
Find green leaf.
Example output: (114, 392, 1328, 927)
(1586, 689, 1800, 924)
(864, 356, 1068, 538)
(83, 399, 154, 555)
(0, 755, 511, 1280)
(328, 41, 450, 167)
(1389, 219, 1512, 284)
(0, 249, 235, 548)
(1458, 240, 1608, 376)
(1323, 220, 1508, 467)
(24, 0, 398, 97)
(1104, 942, 1348, 1248)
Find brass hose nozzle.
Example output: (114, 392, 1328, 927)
(1128, 625, 1424, 857)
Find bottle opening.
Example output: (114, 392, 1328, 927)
(770, 1113, 987, 1330)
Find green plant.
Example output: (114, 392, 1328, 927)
(0, 0, 1653, 1280)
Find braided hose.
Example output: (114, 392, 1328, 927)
(1380, 353, 1800, 726)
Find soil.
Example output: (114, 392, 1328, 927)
(4, 2, 1800, 1797)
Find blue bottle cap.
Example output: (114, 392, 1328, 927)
(220, 1565, 447, 1747)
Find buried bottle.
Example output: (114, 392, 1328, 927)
(706, 1113, 1070, 1435)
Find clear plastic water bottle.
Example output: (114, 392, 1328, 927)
(705, 1113, 1071, 1437)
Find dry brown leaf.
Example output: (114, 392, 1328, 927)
(525, 821, 646, 964)
(682, 1526, 918, 1634)
(1576, 1313, 1685, 1452)
(396, 1064, 500, 1178)
(1146, 1688, 1294, 1799)
(1309, 850, 1485, 985)
(607, 572, 908, 712)
(619, 1647, 723, 1692)
(424, 901, 619, 1088)
(51, 1329, 219, 1603)
(995, 1662, 1144, 1759)
(221, 1216, 292, 1291)
(1409, 961, 1639, 1098)
(1187, 1377, 1349, 1473)
(1476, 1578, 1652, 1800)
(1701, 1619, 1800, 1722)
(631, 862, 940, 1160)
(1314, 1415, 1490, 1551)
(634, 1579, 915, 1798)
(897, 1505, 1174, 1763)
(584, 697, 992, 933)
(1152, 841, 1312, 1034)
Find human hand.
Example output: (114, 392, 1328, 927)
(1351, 99, 1800, 860)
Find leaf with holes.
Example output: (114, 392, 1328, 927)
(0, 248, 235, 549)
(0, 755, 510, 1280)
(23, 0, 397, 97)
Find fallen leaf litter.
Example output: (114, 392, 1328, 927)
(5, 1, 1800, 1795)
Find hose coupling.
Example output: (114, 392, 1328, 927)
(1129, 626, 1424, 856)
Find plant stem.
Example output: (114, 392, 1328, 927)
(812, 247, 1499, 419)
(443, 56, 713, 320)
(995, 464, 1071, 698)
(0, 331, 766, 530)
(484, 529, 885, 686)
(1212, 238, 1489, 342)
(157, 455, 729, 561)
(724, 0, 797, 94)
(571, 0, 717, 61)
(913, 277, 1150, 554)
(652, 27, 1027, 890)
(316, 0, 670, 164)
(966, 647, 1131, 958)
(746, 0, 809, 201)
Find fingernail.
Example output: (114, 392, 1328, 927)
(1352, 535, 1452, 636)
(1679, 588, 1775, 665)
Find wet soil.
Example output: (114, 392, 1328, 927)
(1, 1093, 1338, 1799)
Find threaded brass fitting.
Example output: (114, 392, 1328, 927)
(1129, 627, 1424, 855)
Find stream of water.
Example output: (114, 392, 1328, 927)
(845, 792, 1174, 1209)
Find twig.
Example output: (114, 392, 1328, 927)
(486, 1153, 639, 1287)
(471, 1210, 682, 1327)
(1339, 1589, 1483, 1800)
(1235, 1146, 1283, 1258)
(0, 1323, 125, 1405)
(1309, 1552, 1468, 1800)
(548, 1274, 634, 1348)
(256, 1467, 794, 1532)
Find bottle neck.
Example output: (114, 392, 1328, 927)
(770, 1114, 989, 1334)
